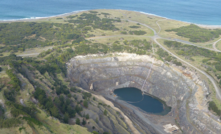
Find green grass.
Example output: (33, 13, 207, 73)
(217, 40, 221, 51)
(15, 46, 54, 57)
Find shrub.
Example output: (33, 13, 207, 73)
(129, 25, 140, 28)
(129, 30, 146, 35)
(103, 110, 108, 116)
(208, 101, 221, 116)
(76, 118, 80, 125)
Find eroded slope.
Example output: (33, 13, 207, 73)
(68, 53, 221, 134)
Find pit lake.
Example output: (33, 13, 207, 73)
(114, 87, 171, 115)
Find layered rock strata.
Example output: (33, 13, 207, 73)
(67, 53, 221, 134)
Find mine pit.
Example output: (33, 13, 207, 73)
(67, 53, 220, 134)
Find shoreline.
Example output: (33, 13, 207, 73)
(136, 10, 221, 29)
(0, 10, 86, 23)
(1, 9, 221, 29)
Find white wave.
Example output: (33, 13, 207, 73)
(1, 9, 221, 28)
(0, 10, 87, 22)
(132, 10, 221, 28)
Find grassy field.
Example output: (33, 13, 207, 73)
(15, 46, 54, 57)
(87, 20, 154, 37)
(107, 9, 161, 32)
(158, 20, 221, 48)
(217, 40, 221, 51)
(157, 19, 189, 38)
(157, 39, 203, 67)
(8, 9, 221, 46)
(35, 109, 91, 134)
(87, 35, 152, 44)
(29, 9, 159, 35)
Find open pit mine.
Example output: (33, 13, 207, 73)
(67, 53, 221, 134)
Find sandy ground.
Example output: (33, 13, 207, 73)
(197, 24, 221, 29)
(195, 85, 204, 110)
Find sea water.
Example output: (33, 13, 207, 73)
(0, 0, 221, 25)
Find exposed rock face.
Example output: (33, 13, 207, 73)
(67, 53, 221, 134)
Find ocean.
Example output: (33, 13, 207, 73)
(0, 0, 220, 25)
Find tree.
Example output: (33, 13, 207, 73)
(50, 106, 59, 118)
(54, 97, 61, 106)
(92, 131, 99, 134)
(82, 119, 86, 125)
(45, 100, 53, 110)
(76, 118, 80, 125)
(83, 100, 88, 108)
(0, 67, 2, 72)
(208, 101, 221, 116)
(63, 112, 69, 123)
(67, 94, 71, 98)
(103, 109, 108, 116)
(86, 114, 89, 119)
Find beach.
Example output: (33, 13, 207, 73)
(1, 9, 220, 29)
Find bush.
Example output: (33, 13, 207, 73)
(82, 119, 86, 125)
(76, 118, 80, 125)
(129, 25, 140, 28)
(89, 11, 98, 14)
(0, 118, 21, 128)
(6, 69, 21, 91)
(166, 24, 221, 42)
(129, 30, 146, 35)
(92, 131, 99, 134)
(215, 64, 221, 71)
(173, 60, 182, 66)
(86, 114, 90, 119)
(22, 117, 43, 127)
(208, 101, 221, 116)
(67, 33, 80, 39)
(157, 48, 169, 58)
(83, 100, 88, 108)
(4, 90, 15, 102)
(121, 31, 127, 34)
(63, 113, 69, 123)
(103, 109, 108, 116)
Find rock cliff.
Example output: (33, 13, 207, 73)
(67, 53, 221, 134)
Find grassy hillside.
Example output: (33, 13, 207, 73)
(0, 10, 156, 134)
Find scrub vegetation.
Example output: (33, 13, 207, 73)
(0, 10, 155, 134)
(166, 24, 221, 42)
(1, 9, 221, 133)
(161, 40, 221, 116)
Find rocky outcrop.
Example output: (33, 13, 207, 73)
(67, 53, 221, 134)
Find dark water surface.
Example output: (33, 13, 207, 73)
(0, 0, 221, 25)
(114, 87, 170, 115)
